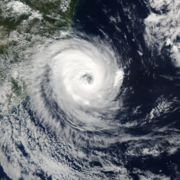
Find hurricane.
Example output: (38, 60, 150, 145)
(0, 0, 180, 179)
(27, 36, 124, 132)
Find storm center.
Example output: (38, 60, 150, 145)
(81, 73, 94, 85)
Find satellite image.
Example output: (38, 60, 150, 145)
(0, 0, 180, 179)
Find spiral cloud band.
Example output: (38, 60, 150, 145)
(27, 37, 124, 131)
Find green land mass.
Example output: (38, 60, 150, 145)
(0, 0, 79, 97)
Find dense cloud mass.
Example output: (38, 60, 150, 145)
(26, 37, 124, 132)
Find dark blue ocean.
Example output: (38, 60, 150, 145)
(73, 0, 180, 178)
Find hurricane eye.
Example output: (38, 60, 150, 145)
(81, 73, 94, 84)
